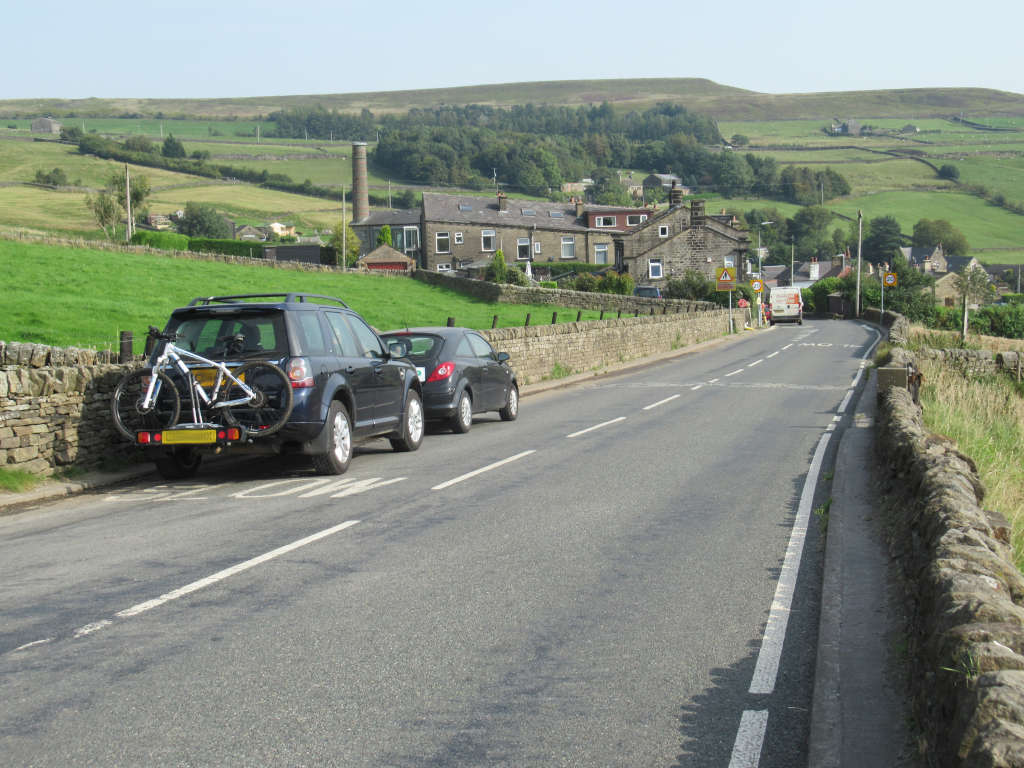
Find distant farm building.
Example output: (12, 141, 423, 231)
(31, 117, 61, 134)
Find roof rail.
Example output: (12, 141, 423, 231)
(187, 293, 349, 308)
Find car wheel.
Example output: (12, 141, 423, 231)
(450, 390, 472, 433)
(390, 390, 424, 452)
(499, 383, 519, 421)
(154, 446, 202, 480)
(312, 401, 352, 475)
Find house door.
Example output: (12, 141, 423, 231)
(614, 242, 624, 271)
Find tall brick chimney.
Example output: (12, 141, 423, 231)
(351, 142, 369, 223)
(669, 180, 683, 207)
(497, 192, 508, 212)
(574, 197, 584, 218)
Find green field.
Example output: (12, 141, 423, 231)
(0, 238, 620, 351)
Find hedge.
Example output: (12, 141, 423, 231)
(130, 230, 190, 251)
(188, 238, 266, 259)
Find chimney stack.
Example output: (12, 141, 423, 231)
(669, 180, 683, 207)
(574, 197, 584, 218)
(497, 191, 508, 212)
(351, 142, 369, 223)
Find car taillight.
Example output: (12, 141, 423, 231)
(426, 361, 455, 383)
(287, 357, 314, 388)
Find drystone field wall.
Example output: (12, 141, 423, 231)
(0, 308, 729, 474)
(878, 317, 1024, 767)
(412, 269, 717, 316)
(483, 309, 731, 387)
(0, 342, 134, 475)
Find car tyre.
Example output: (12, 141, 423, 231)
(499, 383, 519, 421)
(450, 390, 472, 433)
(391, 389, 424, 452)
(154, 446, 202, 480)
(312, 401, 352, 475)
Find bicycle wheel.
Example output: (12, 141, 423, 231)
(112, 368, 181, 440)
(220, 361, 293, 437)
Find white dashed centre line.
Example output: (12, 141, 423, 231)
(431, 450, 537, 490)
(643, 394, 680, 411)
(767, 351, 779, 358)
(566, 417, 626, 439)
(748, 359, 764, 367)
(725, 369, 744, 377)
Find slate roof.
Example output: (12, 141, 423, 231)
(422, 192, 631, 233)
(354, 208, 420, 227)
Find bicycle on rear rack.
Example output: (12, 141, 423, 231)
(112, 325, 293, 441)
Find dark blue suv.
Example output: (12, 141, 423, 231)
(152, 293, 423, 478)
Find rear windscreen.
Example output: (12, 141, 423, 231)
(167, 310, 287, 360)
(382, 334, 442, 361)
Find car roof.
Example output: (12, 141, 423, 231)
(380, 327, 476, 337)
(178, 293, 350, 311)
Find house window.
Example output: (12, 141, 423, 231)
(649, 259, 663, 279)
(436, 263, 452, 272)
(436, 232, 450, 254)
(402, 226, 419, 256)
(481, 229, 496, 251)
(560, 236, 575, 260)
(595, 216, 616, 228)
(517, 238, 531, 260)
(658, 225, 669, 238)
(534, 241, 542, 255)
(627, 214, 648, 226)
(594, 243, 609, 265)
(454, 232, 463, 245)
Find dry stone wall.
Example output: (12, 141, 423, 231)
(877, 313, 1024, 766)
(482, 309, 731, 386)
(412, 269, 717, 316)
(0, 341, 136, 475)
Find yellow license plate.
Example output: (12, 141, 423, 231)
(162, 429, 217, 445)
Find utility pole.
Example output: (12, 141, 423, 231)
(388, 179, 392, 209)
(855, 210, 863, 317)
(790, 237, 795, 287)
(124, 164, 132, 242)
(341, 181, 347, 270)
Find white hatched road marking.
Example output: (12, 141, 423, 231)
(431, 451, 536, 490)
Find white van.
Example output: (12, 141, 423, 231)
(768, 287, 803, 325)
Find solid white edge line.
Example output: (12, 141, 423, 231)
(643, 394, 680, 411)
(749, 428, 831, 695)
(431, 450, 537, 490)
(729, 710, 769, 768)
(747, 324, 883, 695)
(566, 417, 626, 439)
(116, 520, 361, 619)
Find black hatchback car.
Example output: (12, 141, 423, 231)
(142, 293, 424, 478)
(379, 327, 518, 433)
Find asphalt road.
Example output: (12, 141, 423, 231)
(0, 319, 880, 767)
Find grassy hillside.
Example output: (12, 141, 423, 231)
(0, 238, 616, 351)
(2, 80, 1022, 121)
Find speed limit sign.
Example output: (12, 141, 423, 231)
(751, 279, 764, 293)
(884, 272, 898, 287)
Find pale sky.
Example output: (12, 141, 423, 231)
(4, 0, 1021, 100)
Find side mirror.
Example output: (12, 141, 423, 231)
(497, 352, 510, 364)
(388, 342, 408, 358)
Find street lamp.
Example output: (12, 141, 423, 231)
(756, 221, 773, 327)
(757, 221, 770, 278)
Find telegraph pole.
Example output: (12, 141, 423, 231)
(855, 210, 863, 317)
(124, 164, 133, 241)
(341, 180, 347, 270)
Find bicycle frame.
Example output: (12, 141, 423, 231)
(142, 341, 257, 426)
